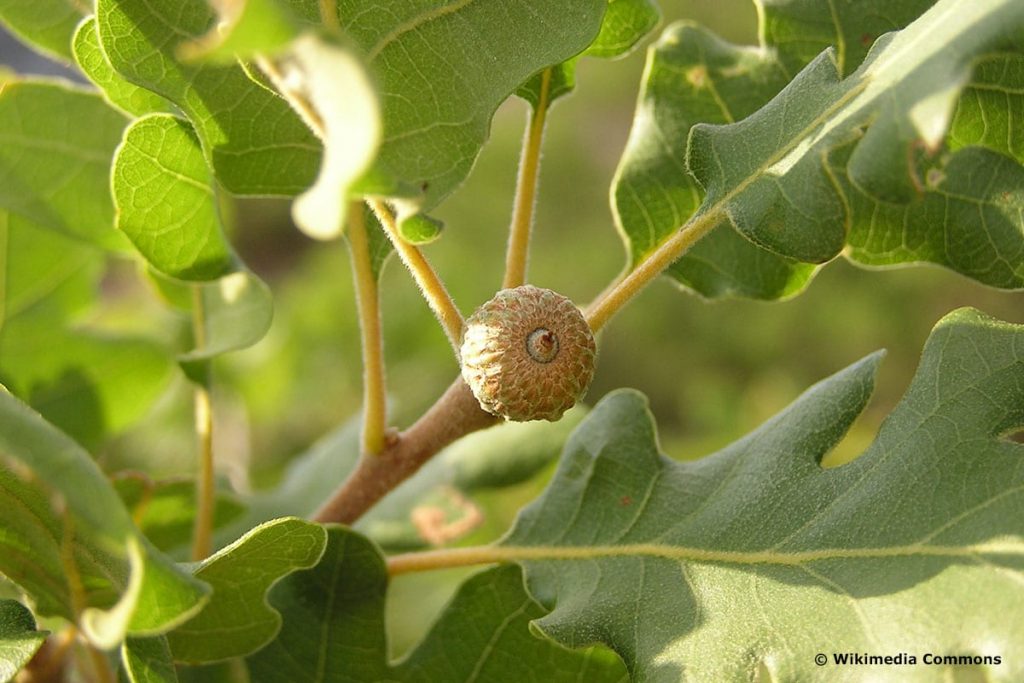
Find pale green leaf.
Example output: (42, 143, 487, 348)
(505, 308, 1024, 681)
(95, 0, 320, 195)
(284, 35, 380, 241)
(113, 114, 235, 281)
(247, 526, 628, 682)
(0, 599, 47, 682)
(166, 518, 326, 664)
(123, 637, 178, 683)
(72, 17, 173, 117)
(0, 0, 85, 60)
(0, 390, 210, 647)
(0, 80, 128, 251)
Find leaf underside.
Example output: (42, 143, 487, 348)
(504, 307, 1024, 681)
(612, 0, 1024, 299)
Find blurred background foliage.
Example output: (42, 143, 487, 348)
(3, 0, 1023, 660)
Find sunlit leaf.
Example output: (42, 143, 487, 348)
(505, 308, 1024, 680)
(0, 598, 47, 682)
(167, 518, 326, 663)
(0, 80, 128, 250)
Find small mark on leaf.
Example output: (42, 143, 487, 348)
(686, 66, 707, 88)
(620, 495, 633, 507)
(860, 33, 874, 47)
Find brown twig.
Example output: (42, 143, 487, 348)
(313, 378, 499, 524)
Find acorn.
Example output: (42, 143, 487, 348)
(460, 285, 596, 422)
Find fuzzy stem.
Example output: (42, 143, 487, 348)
(319, 0, 340, 31)
(313, 378, 498, 524)
(368, 199, 464, 354)
(255, 56, 326, 141)
(190, 286, 215, 562)
(347, 204, 389, 455)
(502, 68, 552, 289)
(585, 209, 725, 331)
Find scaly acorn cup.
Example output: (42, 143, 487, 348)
(460, 285, 597, 421)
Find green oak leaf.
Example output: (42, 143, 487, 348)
(0, 0, 85, 60)
(0, 215, 174, 450)
(613, 0, 1024, 299)
(687, 0, 1024, 261)
(337, 0, 608, 212)
(0, 80, 128, 251)
(72, 17, 173, 117)
(504, 307, 1024, 681)
(518, 0, 660, 108)
(0, 599, 47, 682)
(113, 474, 245, 554)
(166, 518, 326, 663)
(247, 526, 627, 682)
(610, 22, 811, 300)
(113, 114, 236, 281)
(95, 0, 320, 195)
(840, 145, 1024, 287)
(0, 390, 210, 647)
(123, 637, 178, 683)
(760, 0, 936, 77)
(949, 51, 1024, 163)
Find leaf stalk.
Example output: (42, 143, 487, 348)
(502, 68, 552, 289)
(368, 199, 465, 355)
(347, 204, 389, 454)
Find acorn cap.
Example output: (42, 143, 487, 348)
(460, 285, 596, 421)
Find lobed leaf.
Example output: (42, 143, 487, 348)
(504, 308, 1024, 680)
(610, 23, 812, 299)
(166, 518, 326, 663)
(0, 80, 128, 251)
(0, 390, 209, 647)
(246, 526, 628, 682)
(612, 0, 1024, 299)
(0, 598, 47, 681)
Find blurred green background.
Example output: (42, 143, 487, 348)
(5, 0, 1022, 660)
